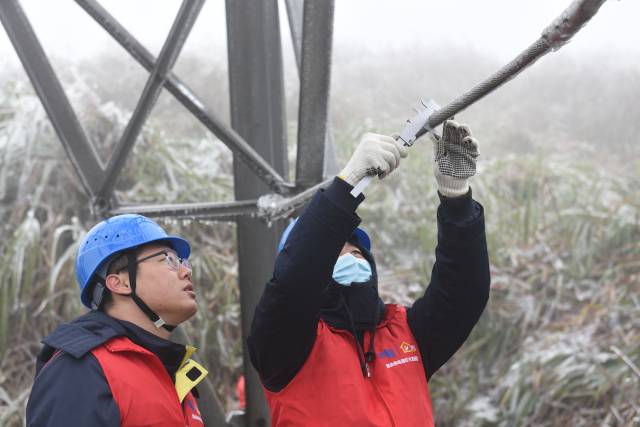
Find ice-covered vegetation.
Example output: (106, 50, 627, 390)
(0, 46, 638, 426)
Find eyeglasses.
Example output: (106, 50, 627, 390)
(117, 250, 191, 273)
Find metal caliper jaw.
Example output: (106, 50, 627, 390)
(396, 99, 441, 147)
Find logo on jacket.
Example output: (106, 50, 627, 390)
(378, 348, 396, 358)
(400, 341, 417, 353)
(186, 397, 203, 424)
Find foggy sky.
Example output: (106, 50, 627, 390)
(0, 0, 638, 70)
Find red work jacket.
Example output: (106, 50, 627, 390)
(264, 304, 434, 427)
(92, 337, 204, 426)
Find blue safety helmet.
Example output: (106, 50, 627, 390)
(277, 218, 371, 253)
(76, 214, 190, 308)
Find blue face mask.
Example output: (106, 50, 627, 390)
(332, 253, 372, 286)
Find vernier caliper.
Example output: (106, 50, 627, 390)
(350, 99, 440, 197)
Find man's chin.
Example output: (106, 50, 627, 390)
(168, 304, 198, 326)
(184, 304, 198, 320)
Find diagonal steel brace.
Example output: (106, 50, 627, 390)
(94, 0, 205, 211)
(76, 0, 294, 201)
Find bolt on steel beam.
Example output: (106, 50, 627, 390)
(256, 177, 333, 222)
(75, 0, 293, 197)
(0, 0, 105, 199)
(95, 0, 205, 209)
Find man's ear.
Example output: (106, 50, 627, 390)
(105, 272, 131, 296)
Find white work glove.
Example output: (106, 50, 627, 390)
(338, 133, 408, 187)
(431, 119, 479, 197)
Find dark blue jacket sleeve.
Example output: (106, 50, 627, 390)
(27, 352, 120, 427)
(248, 178, 364, 391)
(407, 190, 491, 380)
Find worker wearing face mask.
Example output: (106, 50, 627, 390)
(248, 121, 490, 426)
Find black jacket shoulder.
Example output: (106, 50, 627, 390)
(27, 350, 119, 427)
(27, 311, 125, 427)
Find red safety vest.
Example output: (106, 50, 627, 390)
(92, 337, 204, 427)
(264, 304, 434, 427)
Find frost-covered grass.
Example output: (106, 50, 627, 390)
(0, 81, 241, 424)
(0, 65, 638, 426)
(360, 136, 640, 426)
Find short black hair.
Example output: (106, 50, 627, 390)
(107, 252, 130, 275)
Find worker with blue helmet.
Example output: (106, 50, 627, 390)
(248, 123, 490, 426)
(27, 214, 208, 426)
(76, 214, 191, 321)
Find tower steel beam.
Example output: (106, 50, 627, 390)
(0, 0, 104, 199)
(95, 0, 205, 209)
(75, 0, 292, 197)
(286, 0, 338, 185)
(226, 0, 288, 425)
(284, 0, 304, 71)
(109, 176, 334, 223)
(294, 0, 335, 187)
(111, 199, 258, 221)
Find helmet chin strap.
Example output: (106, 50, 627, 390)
(126, 253, 176, 332)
